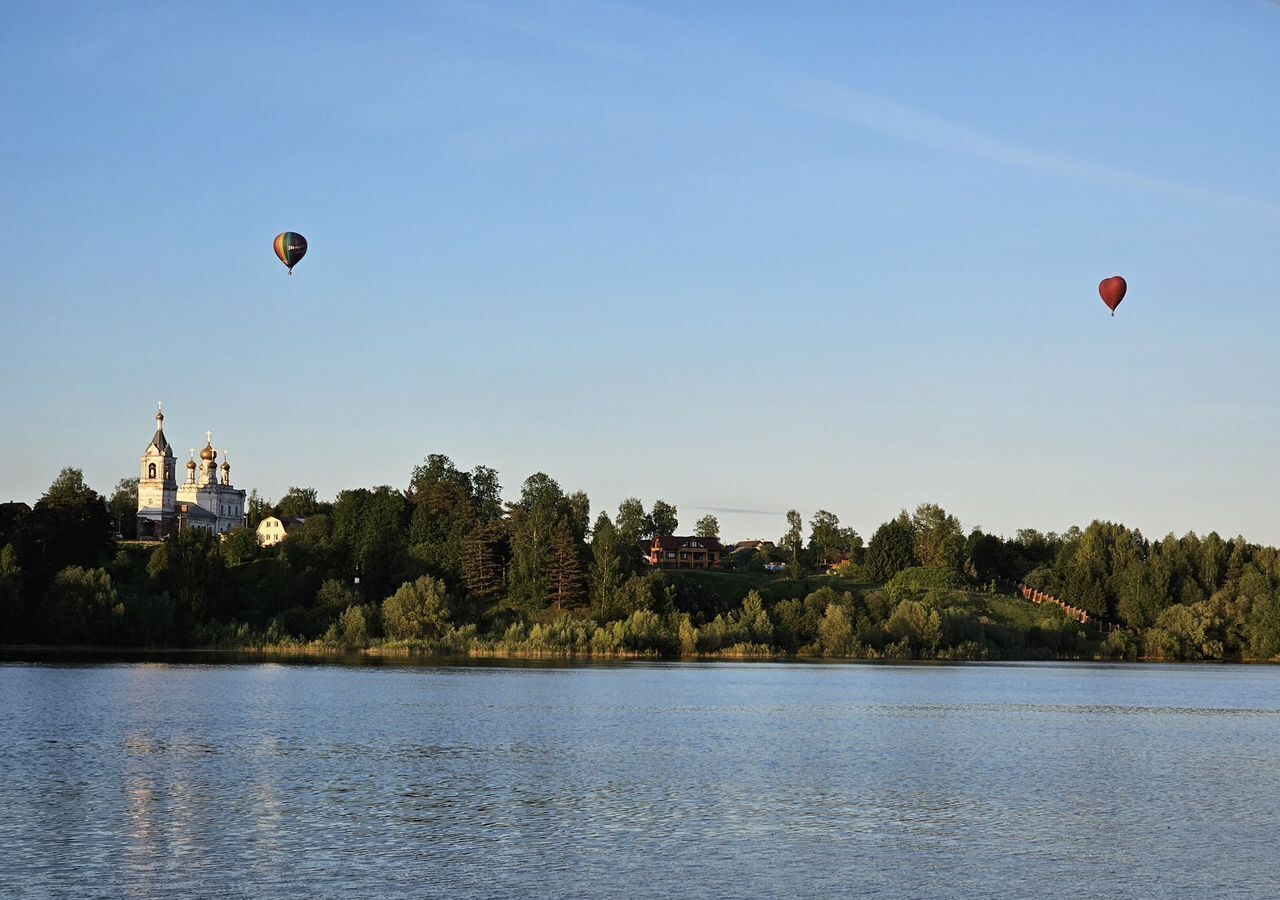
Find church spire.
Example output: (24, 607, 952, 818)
(147, 401, 173, 456)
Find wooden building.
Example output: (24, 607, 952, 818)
(647, 535, 723, 570)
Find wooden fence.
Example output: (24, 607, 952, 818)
(1016, 583, 1091, 625)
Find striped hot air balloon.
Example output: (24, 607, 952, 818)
(273, 232, 308, 274)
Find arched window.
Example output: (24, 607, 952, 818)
(148, 463, 156, 479)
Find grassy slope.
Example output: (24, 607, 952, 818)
(663, 569, 875, 615)
(665, 569, 1092, 636)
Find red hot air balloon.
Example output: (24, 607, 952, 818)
(274, 232, 307, 275)
(1099, 276, 1127, 316)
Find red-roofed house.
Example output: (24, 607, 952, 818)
(646, 535, 723, 570)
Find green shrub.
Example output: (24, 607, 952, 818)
(45, 566, 122, 645)
(817, 603, 857, 657)
(884, 600, 942, 652)
(1101, 629, 1140, 660)
(328, 604, 370, 648)
(740, 591, 773, 645)
(382, 576, 450, 641)
(886, 567, 965, 603)
(832, 560, 870, 580)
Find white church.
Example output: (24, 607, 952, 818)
(137, 403, 246, 539)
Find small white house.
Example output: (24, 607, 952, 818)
(257, 515, 305, 547)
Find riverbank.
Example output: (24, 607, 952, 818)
(6, 574, 1274, 664)
(6, 641, 1270, 664)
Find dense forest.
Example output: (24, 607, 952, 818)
(3, 456, 1280, 662)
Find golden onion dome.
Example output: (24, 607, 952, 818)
(200, 443, 215, 461)
(186, 457, 197, 470)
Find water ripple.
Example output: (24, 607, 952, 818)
(1, 662, 1278, 899)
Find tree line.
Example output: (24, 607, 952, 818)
(2, 458, 1279, 661)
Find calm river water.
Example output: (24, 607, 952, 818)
(1, 659, 1278, 899)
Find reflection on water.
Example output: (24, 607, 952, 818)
(2, 660, 1279, 899)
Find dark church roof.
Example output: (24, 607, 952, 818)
(176, 503, 217, 520)
(148, 427, 173, 456)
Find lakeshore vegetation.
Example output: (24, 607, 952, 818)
(3, 458, 1280, 662)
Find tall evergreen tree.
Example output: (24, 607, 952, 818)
(866, 518, 916, 581)
(547, 521, 584, 609)
(405, 455, 477, 580)
(471, 466, 503, 522)
(462, 520, 508, 603)
(506, 473, 570, 612)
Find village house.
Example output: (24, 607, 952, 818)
(646, 535, 723, 570)
(256, 515, 306, 547)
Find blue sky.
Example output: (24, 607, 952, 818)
(2, 1, 1279, 544)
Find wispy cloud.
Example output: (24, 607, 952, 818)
(786, 77, 1280, 217)
(686, 505, 785, 517)
(462, 2, 1278, 219)
(791, 81, 1113, 180)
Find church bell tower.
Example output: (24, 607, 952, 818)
(137, 402, 178, 537)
